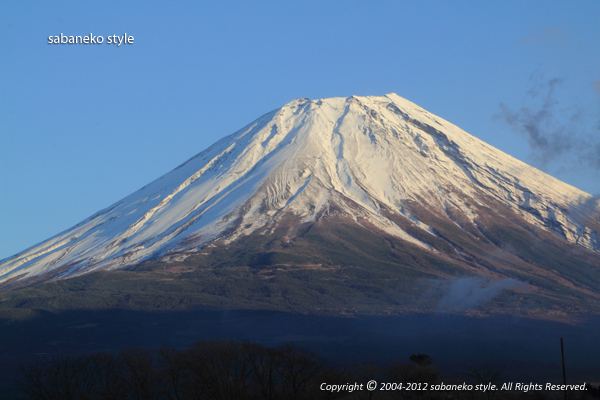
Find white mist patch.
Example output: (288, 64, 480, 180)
(437, 277, 529, 311)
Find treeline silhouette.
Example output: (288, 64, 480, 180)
(17, 339, 599, 400)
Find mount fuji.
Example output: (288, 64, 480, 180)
(2, 93, 600, 315)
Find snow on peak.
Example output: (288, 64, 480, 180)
(1, 94, 599, 285)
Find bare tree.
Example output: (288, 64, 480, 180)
(88, 352, 126, 400)
(242, 342, 282, 400)
(157, 346, 189, 400)
(278, 342, 327, 400)
(466, 366, 503, 400)
(121, 348, 162, 400)
(19, 354, 95, 400)
(186, 339, 255, 400)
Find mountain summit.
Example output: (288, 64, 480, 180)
(2, 94, 600, 298)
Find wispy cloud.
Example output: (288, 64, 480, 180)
(437, 277, 528, 311)
(494, 71, 600, 174)
(494, 74, 577, 168)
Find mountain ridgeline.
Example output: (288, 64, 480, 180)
(2, 94, 600, 317)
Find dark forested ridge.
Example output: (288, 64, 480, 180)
(13, 339, 600, 400)
(1, 308, 600, 399)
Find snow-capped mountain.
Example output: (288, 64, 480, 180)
(2, 93, 599, 288)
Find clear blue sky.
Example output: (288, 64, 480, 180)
(2, 1, 600, 260)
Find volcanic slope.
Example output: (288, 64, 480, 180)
(2, 93, 600, 314)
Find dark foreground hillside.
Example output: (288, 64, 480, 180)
(1, 308, 599, 399)
(2, 244, 600, 399)
(14, 339, 600, 400)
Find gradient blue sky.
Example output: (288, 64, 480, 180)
(2, 1, 600, 260)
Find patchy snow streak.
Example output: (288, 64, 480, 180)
(1, 94, 599, 285)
